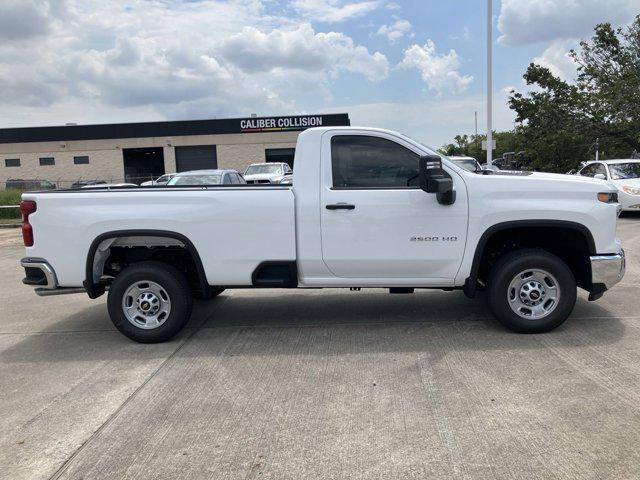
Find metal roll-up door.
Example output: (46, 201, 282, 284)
(175, 145, 217, 172)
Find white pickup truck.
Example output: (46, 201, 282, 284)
(19, 127, 625, 342)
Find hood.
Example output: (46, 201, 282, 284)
(611, 177, 640, 187)
(470, 170, 618, 197)
(527, 171, 612, 186)
(243, 173, 283, 181)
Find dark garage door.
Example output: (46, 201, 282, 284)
(265, 148, 295, 168)
(175, 145, 217, 172)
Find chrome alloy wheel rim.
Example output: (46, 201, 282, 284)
(122, 280, 171, 329)
(507, 269, 560, 320)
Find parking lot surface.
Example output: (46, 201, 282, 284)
(1, 217, 639, 480)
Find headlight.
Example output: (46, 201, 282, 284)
(622, 186, 640, 195)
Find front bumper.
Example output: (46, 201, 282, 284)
(589, 250, 625, 299)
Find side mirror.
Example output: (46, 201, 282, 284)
(594, 173, 606, 180)
(418, 155, 456, 205)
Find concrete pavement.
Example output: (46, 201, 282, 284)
(1, 216, 639, 479)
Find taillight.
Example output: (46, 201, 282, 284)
(20, 200, 37, 247)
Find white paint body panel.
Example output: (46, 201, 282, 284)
(24, 188, 296, 287)
(23, 127, 622, 290)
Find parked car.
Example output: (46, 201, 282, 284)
(5, 179, 56, 191)
(567, 162, 588, 175)
(70, 180, 107, 189)
(576, 159, 640, 212)
(279, 174, 293, 185)
(81, 183, 138, 189)
(243, 162, 292, 184)
(480, 164, 501, 172)
(167, 169, 246, 186)
(140, 173, 176, 187)
(449, 156, 481, 173)
(19, 126, 624, 343)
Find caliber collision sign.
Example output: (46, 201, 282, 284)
(0, 113, 350, 144)
(240, 115, 326, 132)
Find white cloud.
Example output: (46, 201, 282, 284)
(377, 18, 412, 43)
(0, 0, 53, 40)
(449, 26, 471, 42)
(219, 24, 388, 81)
(336, 89, 516, 147)
(0, 0, 388, 127)
(533, 40, 578, 82)
(399, 41, 473, 94)
(498, 0, 638, 45)
(291, 0, 380, 23)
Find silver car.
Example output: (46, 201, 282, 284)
(140, 173, 176, 186)
(166, 169, 246, 186)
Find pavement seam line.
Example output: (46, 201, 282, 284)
(47, 323, 204, 480)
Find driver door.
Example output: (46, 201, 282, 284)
(319, 131, 468, 281)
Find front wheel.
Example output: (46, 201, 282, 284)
(107, 261, 194, 343)
(487, 249, 577, 333)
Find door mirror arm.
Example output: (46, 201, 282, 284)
(418, 155, 456, 205)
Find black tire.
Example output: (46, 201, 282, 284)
(107, 261, 194, 343)
(487, 249, 577, 333)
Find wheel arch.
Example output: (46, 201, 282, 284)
(84, 229, 209, 299)
(464, 220, 596, 298)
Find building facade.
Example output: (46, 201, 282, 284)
(0, 113, 349, 187)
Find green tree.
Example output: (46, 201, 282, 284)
(441, 130, 526, 166)
(509, 16, 640, 172)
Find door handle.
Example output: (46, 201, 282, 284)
(326, 203, 355, 210)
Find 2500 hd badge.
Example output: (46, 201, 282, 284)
(410, 236, 458, 242)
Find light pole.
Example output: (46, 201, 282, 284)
(486, 0, 493, 166)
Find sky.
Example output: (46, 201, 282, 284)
(0, 0, 638, 147)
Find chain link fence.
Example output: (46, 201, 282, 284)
(0, 176, 162, 191)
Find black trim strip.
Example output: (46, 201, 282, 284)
(27, 185, 291, 194)
(251, 261, 298, 288)
(0, 113, 350, 144)
(84, 229, 209, 299)
(463, 220, 596, 298)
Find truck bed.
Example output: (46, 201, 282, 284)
(22, 186, 296, 287)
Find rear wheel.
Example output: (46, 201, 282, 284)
(107, 261, 193, 343)
(487, 249, 576, 333)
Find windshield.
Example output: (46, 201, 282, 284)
(168, 174, 222, 185)
(245, 164, 282, 175)
(609, 163, 640, 180)
(452, 159, 479, 172)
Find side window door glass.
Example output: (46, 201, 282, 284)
(580, 164, 596, 177)
(595, 163, 607, 178)
(330, 135, 420, 188)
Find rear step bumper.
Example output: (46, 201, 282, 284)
(21, 258, 86, 296)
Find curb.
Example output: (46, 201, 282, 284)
(0, 224, 20, 229)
